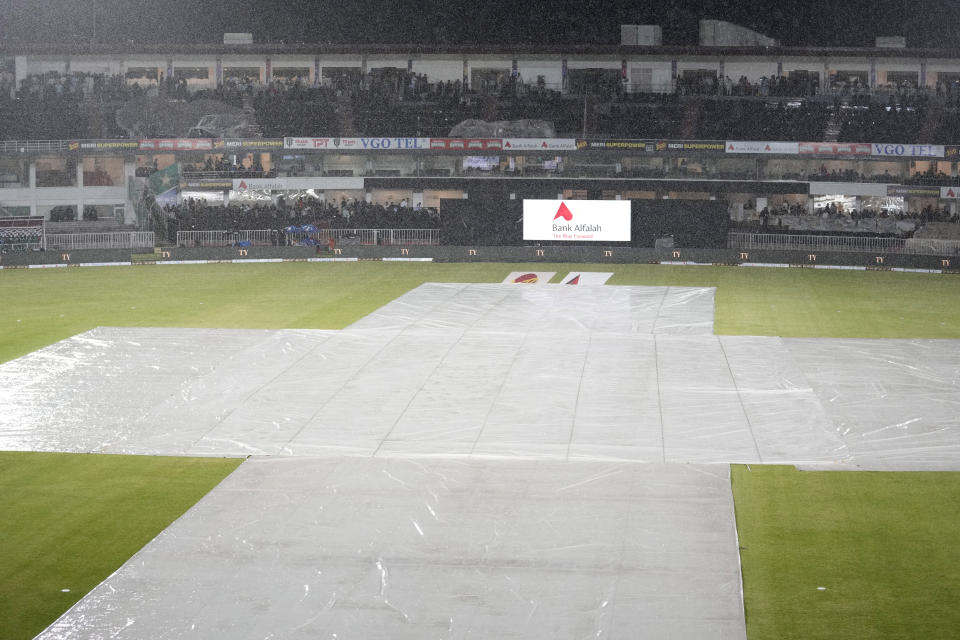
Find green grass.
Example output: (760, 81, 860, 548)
(732, 465, 960, 639)
(1, 262, 958, 364)
(0, 452, 242, 639)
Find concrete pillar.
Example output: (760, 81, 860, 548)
(122, 160, 137, 224)
(14, 55, 27, 94)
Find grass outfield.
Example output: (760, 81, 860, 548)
(732, 465, 960, 639)
(1, 262, 959, 638)
(1, 262, 958, 364)
(0, 452, 243, 640)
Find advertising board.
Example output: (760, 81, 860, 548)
(522, 200, 631, 242)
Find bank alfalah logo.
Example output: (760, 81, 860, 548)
(553, 202, 574, 221)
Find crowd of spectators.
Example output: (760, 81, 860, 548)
(678, 74, 821, 98)
(7, 68, 960, 144)
(695, 100, 829, 141)
(165, 197, 440, 243)
(184, 157, 275, 178)
(903, 168, 960, 186)
(0, 228, 42, 253)
(754, 201, 957, 230)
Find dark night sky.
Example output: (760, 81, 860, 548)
(2, 0, 960, 48)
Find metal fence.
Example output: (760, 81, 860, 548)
(176, 230, 275, 247)
(0, 140, 71, 153)
(728, 232, 960, 256)
(43, 232, 155, 250)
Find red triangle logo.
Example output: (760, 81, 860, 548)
(949, 189, 956, 197)
(554, 202, 573, 221)
(566, 275, 580, 284)
(541, 141, 548, 148)
(764, 144, 772, 151)
(239, 180, 247, 189)
(728, 144, 735, 151)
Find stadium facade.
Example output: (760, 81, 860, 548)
(2, 36, 960, 246)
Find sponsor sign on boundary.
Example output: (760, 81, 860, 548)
(69, 140, 140, 151)
(139, 138, 213, 151)
(741, 262, 790, 268)
(502, 271, 556, 284)
(184, 181, 233, 190)
(576, 140, 725, 152)
(502, 138, 578, 151)
(725, 141, 800, 154)
(812, 264, 867, 271)
(799, 142, 872, 155)
(213, 139, 284, 149)
(941, 187, 960, 199)
(0, 260, 943, 273)
(284, 137, 430, 150)
(887, 185, 941, 197)
(871, 143, 944, 158)
(429, 138, 502, 150)
(232, 177, 364, 191)
(382, 257, 434, 261)
(523, 200, 631, 242)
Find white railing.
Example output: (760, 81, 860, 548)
(286, 228, 440, 246)
(176, 230, 275, 247)
(904, 238, 960, 256)
(728, 232, 960, 256)
(43, 232, 155, 250)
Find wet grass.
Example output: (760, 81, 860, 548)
(0, 452, 243, 640)
(2, 262, 958, 364)
(732, 465, 960, 639)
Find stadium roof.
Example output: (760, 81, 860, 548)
(8, 42, 960, 60)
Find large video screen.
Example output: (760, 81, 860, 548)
(522, 199, 631, 242)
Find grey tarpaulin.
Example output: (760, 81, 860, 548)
(38, 458, 746, 639)
(4, 282, 959, 639)
(3, 283, 956, 466)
